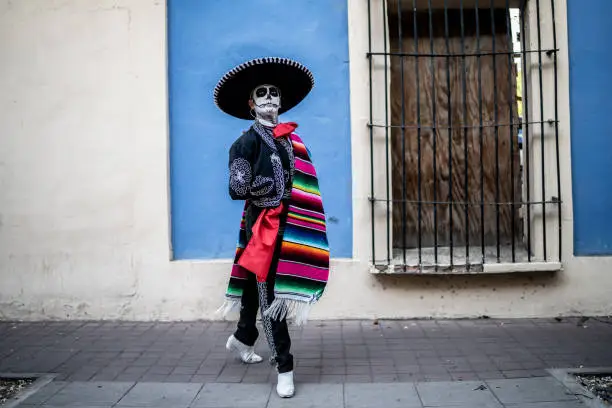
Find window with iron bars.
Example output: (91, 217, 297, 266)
(367, 0, 561, 273)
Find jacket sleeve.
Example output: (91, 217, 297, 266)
(228, 132, 257, 201)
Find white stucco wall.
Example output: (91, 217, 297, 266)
(0, 0, 610, 321)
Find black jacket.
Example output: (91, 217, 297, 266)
(228, 123, 293, 208)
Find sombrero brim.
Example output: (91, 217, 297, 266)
(214, 57, 314, 120)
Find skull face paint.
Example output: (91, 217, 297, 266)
(251, 84, 281, 126)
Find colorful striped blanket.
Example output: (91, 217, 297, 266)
(222, 133, 329, 325)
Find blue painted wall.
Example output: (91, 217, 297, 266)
(567, 0, 612, 255)
(168, 0, 352, 259)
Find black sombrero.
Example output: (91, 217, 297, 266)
(214, 57, 314, 120)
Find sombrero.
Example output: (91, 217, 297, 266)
(214, 57, 314, 120)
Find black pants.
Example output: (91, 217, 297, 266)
(233, 204, 294, 373)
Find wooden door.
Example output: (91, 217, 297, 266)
(389, 9, 522, 249)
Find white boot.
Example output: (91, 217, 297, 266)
(276, 371, 295, 398)
(226, 335, 263, 364)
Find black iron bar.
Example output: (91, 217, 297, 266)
(428, 0, 438, 266)
(535, 0, 547, 261)
(398, 0, 407, 266)
(413, 0, 423, 266)
(490, 0, 501, 263)
(459, 0, 470, 265)
(367, 49, 557, 58)
(505, 0, 516, 262)
(368, 119, 557, 130)
(444, 0, 453, 268)
(476, 0, 485, 265)
(368, 0, 375, 265)
(383, 0, 391, 265)
(520, 0, 532, 261)
(550, 0, 561, 261)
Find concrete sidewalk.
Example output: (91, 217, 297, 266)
(1, 317, 611, 407)
(13, 377, 588, 407)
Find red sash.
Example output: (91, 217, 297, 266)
(237, 122, 298, 283)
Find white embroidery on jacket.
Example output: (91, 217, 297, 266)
(276, 137, 294, 199)
(229, 158, 251, 197)
(252, 153, 284, 207)
(253, 122, 277, 152)
(250, 175, 274, 197)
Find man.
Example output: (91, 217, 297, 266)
(213, 57, 330, 398)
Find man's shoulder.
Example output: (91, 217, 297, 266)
(231, 126, 259, 147)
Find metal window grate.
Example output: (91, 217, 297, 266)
(367, 0, 561, 273)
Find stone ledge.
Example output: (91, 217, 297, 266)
(371, 261, 562, 274)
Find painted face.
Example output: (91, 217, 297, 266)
(251, 84, 281, 121)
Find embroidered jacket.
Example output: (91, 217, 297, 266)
(228, 122, 294, 208)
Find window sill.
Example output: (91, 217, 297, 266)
(370, 261, 562, 275)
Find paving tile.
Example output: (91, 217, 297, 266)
(171, 366, 198, 375)
(296, 358, 321, 367)
(486, 377, 578, 404)
(450, 371, 480, 381)
(114, 373, 141, 382)
(320, 374, 346, 383)
(38, 405, 113, 408)
(190, 374, 221, 383)
(344, 374, 373, 383)
(138, 373, 168, 382)
(416, 380, 502, 407)
(267, 383, 342, 408)
(502, 369, 542, 378)
(115, 382, 202, 407)
(89, 372, 121, 381)
(192, 383, 271, 408)
(372, 374, 399, 382)
(122, 366, 149, 375)
(147, 365, 174, 375)
(345, 383, 421, 408)
(477, 371, 506, 380)
(64, 369, 98, 381)
(346, 365, 371, 375)
(502, 403, 586, 408)
(322, 365, 346, 375)
(525, 369, 550, 377)
(165, 374, 194, 383)
(44, 381, 134, 406)
(295, 374, 320, 383)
